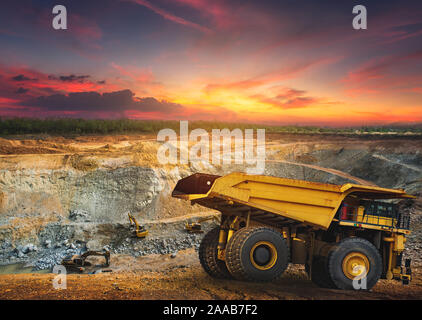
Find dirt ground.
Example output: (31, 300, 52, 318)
(0, 249, 421, 300)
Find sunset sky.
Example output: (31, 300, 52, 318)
(0, 0, 421, 126)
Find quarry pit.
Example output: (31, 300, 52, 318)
(0, 133, 421, 299)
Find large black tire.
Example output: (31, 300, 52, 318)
(198, 227, 231, 279)
(225, 227, 289, 282)
(306, 256, 336, 289)
(328, 237, 382, 290)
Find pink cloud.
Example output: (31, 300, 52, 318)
(0, 65, 116, 106)
(125, 0, 212, 34)
(110, 62, 154, 83)
(0, 97, 20, 106)
(342, 50, 422, 95)
(70, 14, 103, 44)
(410, 88, 422, 94)
(380, 29, 422, 45)
(170, 0, 235, 29)
(110, 62, 164, 96)
(170, 0, 276, 32)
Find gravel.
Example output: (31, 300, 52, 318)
(0, 224, 211, 271)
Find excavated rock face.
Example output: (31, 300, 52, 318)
(0, 167, 162, 221)
(264, 162, 351, 185)
(299, 148, 422, 193)
(0, 166, 168, 268)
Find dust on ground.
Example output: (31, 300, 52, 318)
(0, 248, 421, 300)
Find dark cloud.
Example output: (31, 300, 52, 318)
(97, 80, 106, 84)
(24, 89, 184, 114)
(11, 74, 37, 82)
(15, 87, 29, 94)
(133, 97, 182, 112)
(48, 74, 91, 82)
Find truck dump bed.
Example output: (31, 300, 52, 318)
(172, 173, 414, 230)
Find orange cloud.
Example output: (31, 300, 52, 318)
(251, 94, 319, 110)
(204, 57, 333, 94)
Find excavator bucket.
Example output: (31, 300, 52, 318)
(172, 173, 220, 200)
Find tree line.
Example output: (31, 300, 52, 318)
(0, 118, 420, 136)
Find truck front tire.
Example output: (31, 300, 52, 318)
(225, 227, 289, 282)
(328, 237, 382, 290)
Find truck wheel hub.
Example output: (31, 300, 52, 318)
(342, 252, 369, 280)
(250, 241, 277, 270)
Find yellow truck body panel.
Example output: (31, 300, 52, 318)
(172, 172, 414, 230)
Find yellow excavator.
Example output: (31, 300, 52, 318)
(61, 250, 110, 273)
(128, 213, 148, 238)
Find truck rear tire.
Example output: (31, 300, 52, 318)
(198, 227, 231, 279)
(225, 227, 289, 282)
(328, 237, 382, 290)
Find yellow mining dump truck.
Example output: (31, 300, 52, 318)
(172, 173, 414, 290)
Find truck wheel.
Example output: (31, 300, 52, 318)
(328, 237, 382, 290)
(198, 227, 231, 279)
(306, 257, 336, 288)
(225, 227, 289, 282)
